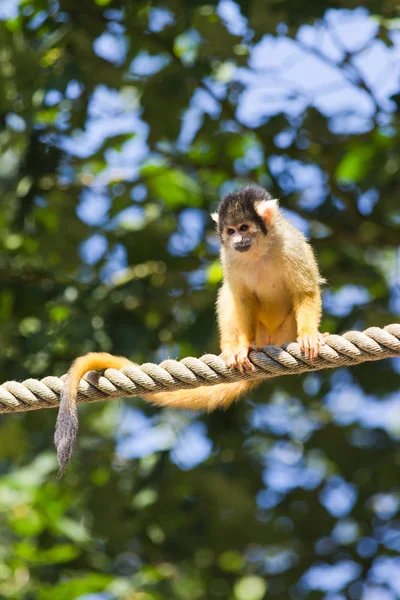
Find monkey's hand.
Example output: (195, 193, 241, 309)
(221, 343, 259, 375)
(297, 332, 327, 361)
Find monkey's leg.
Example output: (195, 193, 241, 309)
(293, 291, 325, 361)
(217, 283, 258, 374)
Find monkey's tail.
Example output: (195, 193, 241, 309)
(55, 352, 258, 475)
(54, 352, 132, 477)
(145, 379, 258, 412)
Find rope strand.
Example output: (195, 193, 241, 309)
(0, 324, 399, 414)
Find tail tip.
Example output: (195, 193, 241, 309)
(54, 408, 78, 477)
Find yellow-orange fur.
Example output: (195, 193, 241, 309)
(55, 189, 325, 474)
(217, 198, 325, 372)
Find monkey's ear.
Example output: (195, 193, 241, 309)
(255, 199, 279, 225)
(211, 212, 219, 224)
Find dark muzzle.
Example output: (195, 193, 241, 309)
(234, 237, 252, 253)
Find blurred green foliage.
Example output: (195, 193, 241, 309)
(0, 0, 399, 599)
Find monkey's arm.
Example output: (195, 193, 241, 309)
(292, 290, 325, 360)
(217, 282, 258, 373)
(293, 288, 321, 331)
(281, 230, 326, 360)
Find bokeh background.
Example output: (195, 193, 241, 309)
(0, 1, 399, 599)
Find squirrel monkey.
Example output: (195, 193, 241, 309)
(55, 185, 326, 474)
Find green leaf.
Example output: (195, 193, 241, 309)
(234, 576, 267, 600)
(37, 574, 113, 600)
(15, 541, 80, 565)
(142, 163, 202, 208)
(335, 146, 376, 183)
(54, 517, 91, 543)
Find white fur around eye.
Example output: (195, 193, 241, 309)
(211, 212, 219, 224)
(255, 199, 279, 224)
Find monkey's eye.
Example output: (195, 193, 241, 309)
(239, 224, 248, 232)
(227, 228, 235, 236)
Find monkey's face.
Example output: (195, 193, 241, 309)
(212, 189, 278, 256)
(222, 220, 262, 253)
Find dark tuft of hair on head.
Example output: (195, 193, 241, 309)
(217, 185, 272, 236)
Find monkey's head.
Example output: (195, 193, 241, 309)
(212, 185, 279, 254)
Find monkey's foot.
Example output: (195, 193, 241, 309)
(222, 345, 256, 375)
(297, 332, 327, 361)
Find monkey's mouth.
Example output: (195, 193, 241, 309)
(234, 243, 251, 253)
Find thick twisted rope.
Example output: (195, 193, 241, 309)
(0, 324, 399, 414)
